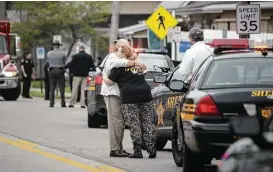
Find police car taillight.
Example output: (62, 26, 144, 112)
(86, 76, 91, 85)
(195, 95, 220, 116)
(95, 74, 102, 85)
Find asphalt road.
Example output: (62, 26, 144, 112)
(0, 97, 181, 172)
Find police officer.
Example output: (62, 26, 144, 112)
(47, 41, 66, 107)
(44, 60, 50, 100)
(178, 27, 213, 79)
(20, 52, 35, 99)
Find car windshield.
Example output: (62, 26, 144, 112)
(137, 54, 170, 71)
(202, 58, 273, 89)
(0, 35, 7, 54)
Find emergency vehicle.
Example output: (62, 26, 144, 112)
(0, 20, 21, 101)
(154, 38, 273, 172)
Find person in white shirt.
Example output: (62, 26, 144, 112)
(101, 39, 146, 157)
(178, 27, 213, 80)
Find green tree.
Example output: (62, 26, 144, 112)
(13, 1, 110, 56)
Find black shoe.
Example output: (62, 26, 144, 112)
(68, 105, 74, 108)
(110, 150, 129, 157)
(49, 104, 54, 108)
(61, 104, 66, 108)
(148, 148, 157, 158)
(128, 151, 143, 159)
(122, 150, 130, 156)
(80, 106, 86, 108)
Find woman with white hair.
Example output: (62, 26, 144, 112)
(103, 40, 157, 159)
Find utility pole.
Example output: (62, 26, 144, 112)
(238, 1, 250, 39)
(109, 1, 120, 45)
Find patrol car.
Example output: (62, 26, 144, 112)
(86, 49, 175, 129)
(152, 64, 185, 166)
(154, 39, 273, 172)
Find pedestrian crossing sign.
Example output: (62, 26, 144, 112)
(145, 6, 178, 40)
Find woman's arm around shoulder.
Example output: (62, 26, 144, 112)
(103, 68, 121, 86)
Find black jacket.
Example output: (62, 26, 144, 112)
(65, 51, 96, 77)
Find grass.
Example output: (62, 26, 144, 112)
(31, 80, 71, 93)
(30, 91, 71, 99)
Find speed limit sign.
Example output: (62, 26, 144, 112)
(236, 4, 261, 34)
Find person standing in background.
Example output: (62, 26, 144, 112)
(44, 60, 50, 100)
(20, 52, 35, 99)
(44, 47, 53, 101)
(96, 56, 103, 67)
(47, 41, 66, 108)
(66, 45, 96, 108)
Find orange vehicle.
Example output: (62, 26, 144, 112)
(0, 20, 21, 100)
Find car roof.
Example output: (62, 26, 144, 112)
(138, 53, 168, 58)
(212, 51, 273, 60)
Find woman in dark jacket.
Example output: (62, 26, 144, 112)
(20, 52, 35, 98)
(103, 43, 157, 159)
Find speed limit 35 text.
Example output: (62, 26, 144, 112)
(239, 8, 259, 20)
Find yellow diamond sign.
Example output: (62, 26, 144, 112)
(146, 6, 178, 40)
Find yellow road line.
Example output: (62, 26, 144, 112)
(16, 139, 37, 147)
(98, 165, 126, 172)
(0, 137, 124, 172)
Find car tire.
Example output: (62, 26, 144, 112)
(182, 143, 205, 172)
(2, 82, 21, 101)
(172, 122, 183, 167)
(156, 140, 167, 150)
(88, 113, 101, 128)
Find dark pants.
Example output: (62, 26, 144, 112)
(44, 72, 50, 100)
(69, 74, 81, 102)
(22, 76, 31, 97)
(49, 68, 66, 106)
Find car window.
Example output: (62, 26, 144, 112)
(137, 54, 171, 71)
(169, 65, 188, 82)
(0, 35, 7, 54)
(202, 58, 273, 89)
(189, 58, 210, 90)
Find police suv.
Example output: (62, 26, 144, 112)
(154, 39, 273, 172)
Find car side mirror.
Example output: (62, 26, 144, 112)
(154, 75, 167, 83)
(229, 117, 261, 137)
(168, 80, 185, 92)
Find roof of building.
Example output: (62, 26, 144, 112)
(118, 22, 147, 36)
(175, 1, 273, 15)
(154, 1, 189, 10)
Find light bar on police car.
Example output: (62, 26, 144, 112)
(209, 39, 249, 49)
(210, 39, 273, 52)
(133, 48, 168, 54)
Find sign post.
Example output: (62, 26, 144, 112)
(173, 26, 181, 61)
(236, 3, 261, 38)
(36, 47, 45, 93)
